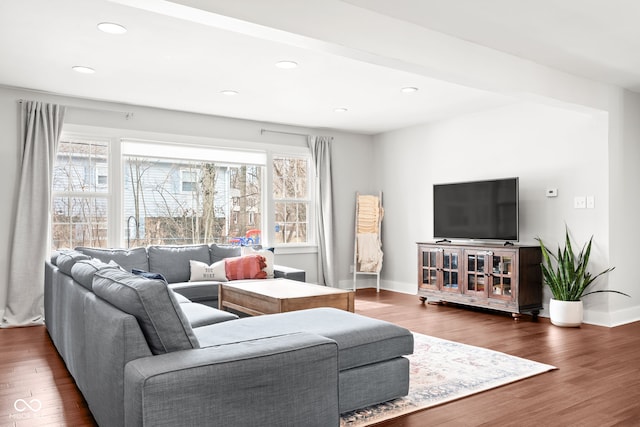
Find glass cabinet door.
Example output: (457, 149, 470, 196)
(490, 251, 515, 300)
(420, 248, 439, 291)
(441, 249, 460, 292)
(465, 251, 487, 295)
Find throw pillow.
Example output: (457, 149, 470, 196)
(225, 254, 268, 280)
(132, 268, 168, 282)
(189, 260, 228, 282)
(241, 246, 275, 279)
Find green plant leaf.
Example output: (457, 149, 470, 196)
(536, 227, 627, 301)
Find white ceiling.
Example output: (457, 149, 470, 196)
(1, 0, 638, 135)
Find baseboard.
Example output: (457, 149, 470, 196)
(338, 279, 640, 328)
(540, 301, 639, 327)
(606, 304, 640, 327)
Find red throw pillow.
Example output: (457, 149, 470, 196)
(225, 254, 268, 280)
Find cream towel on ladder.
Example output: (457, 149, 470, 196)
(357, 233, 383, 272)
(357, 195, 382, 234)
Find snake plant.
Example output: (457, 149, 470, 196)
(536, 228, 628, 301)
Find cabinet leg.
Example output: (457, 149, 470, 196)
(419, 296, 427, 304)
(512, 313, 521, 321)
(531, 310, 540, 321)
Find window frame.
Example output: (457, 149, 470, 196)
(270, 152, 315, 248)
(51, 132, 116, 249)
(55, 125, 316, 252)
(180, 168, 199, 193)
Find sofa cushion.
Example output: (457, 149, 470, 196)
(148, 244, 210, 283)
(93, 268, 200, 355)
(56, 250, 91, 275)
(179, 302, 238, 327)
(210, 244, 241, 263)
(76, 247, 149, 272)
(241, 246, 275, 279)
(71, 258, 120, 290)
(168, 281, 220, 304)
(173, 291, 191, 304)
(189, 260, 227, 282)
(194, 307, 413, 370)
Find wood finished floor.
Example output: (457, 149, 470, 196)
(1, 289, 639, 426)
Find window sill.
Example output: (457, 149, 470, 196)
(272, 245, 318, 255)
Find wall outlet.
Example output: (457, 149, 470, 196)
(574, 196, 586, 209)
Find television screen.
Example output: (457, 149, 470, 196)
(433, 177, 519, 241)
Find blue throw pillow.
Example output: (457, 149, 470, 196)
(132, 268, 167, 283)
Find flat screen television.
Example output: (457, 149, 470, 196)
(433, 177, 519, 242)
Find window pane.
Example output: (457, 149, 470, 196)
(52, 137, 110, 251)
(274, 201, 309, 244)
(124, 157, 262, 246)
(54, 139, 108, 193)
(51, 196, 108, 249)
(273, 155, 311, 245)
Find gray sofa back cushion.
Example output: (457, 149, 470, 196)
(210, 244, 241, 263)
(71, 258, 120, 290)
(148, 244, 210, 283)
(75, 246, 149, 272)
(56, 250, 91, 275)
(93, 268, 200, 355)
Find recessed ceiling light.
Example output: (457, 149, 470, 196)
(97, 22, 127, 35)
(220, 90, 239, 96)
(401, 86, 419, 93)
(72, 66, 96, 74)
(334, 108, 348, 113)
(275, 61, 298, 69)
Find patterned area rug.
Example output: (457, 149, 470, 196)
(340, 333, 556, 426)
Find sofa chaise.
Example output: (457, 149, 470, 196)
(44, 244, 414, 427)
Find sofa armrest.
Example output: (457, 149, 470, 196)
(124, 332, 338, 427)
(274, 264, 306, 282)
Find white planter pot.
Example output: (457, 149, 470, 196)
(549, 298, 583, 327)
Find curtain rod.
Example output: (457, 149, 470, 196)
(260, 128, 308, 138)
(18, 99, 135, 120)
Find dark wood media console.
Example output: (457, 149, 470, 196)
(417, 242, 542, 319)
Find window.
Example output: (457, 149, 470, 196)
(96, 164, 108, 187)
(122, 141, 264, 247)
(273, 155, 311, 244)
(180, 169, 198, 192)
(51, 136, 110, 249)
(51, 132, 313, 250)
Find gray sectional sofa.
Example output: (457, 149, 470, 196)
(44, 244, 414, 427)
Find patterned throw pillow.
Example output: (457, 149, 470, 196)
(189, 260, 228, 282)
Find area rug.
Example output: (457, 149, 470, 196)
(340, 333, 556, 426)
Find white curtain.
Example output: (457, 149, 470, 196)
(308, 135, 335, 286)
(2, 101, 66, 327)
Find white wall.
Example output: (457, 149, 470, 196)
(371, 100, 640, 325)
(607, 89, 640, 326)
(0, 85, 374, 321)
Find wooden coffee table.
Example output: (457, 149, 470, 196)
(219, 279, 355, 316)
